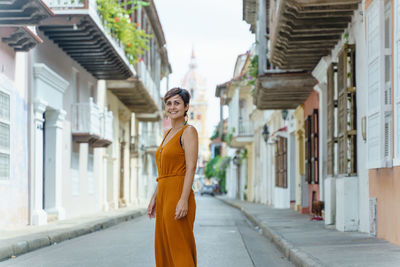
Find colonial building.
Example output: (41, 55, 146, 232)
(0, 0, 170, 228)
(0, 0, 53, 227)
(239, 0, 400, 246)
(181, 50, 209, 172)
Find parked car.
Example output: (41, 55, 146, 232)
(200, 185, 214, 196)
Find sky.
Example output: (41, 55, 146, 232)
(154, 0, 254, 135)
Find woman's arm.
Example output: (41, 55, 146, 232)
(175, 126, 198, 220)
(147, 185, 158, 219)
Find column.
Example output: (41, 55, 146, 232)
(44, 109, 66, 220)
(31, 99, 47, 225)
(103, 156, 109, 211)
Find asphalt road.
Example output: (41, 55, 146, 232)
(1, 196, 293, 267)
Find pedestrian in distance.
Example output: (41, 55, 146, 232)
(147, 87, 198, 267)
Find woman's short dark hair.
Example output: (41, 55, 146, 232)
(163, 87, 191, 106)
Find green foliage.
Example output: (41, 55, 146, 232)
(246, 55, 258, 86)
(210, 124, 219, 141)
(223, 127, 235, 145)
(204, 155, 230, 193)
(96, 0, 150, 65)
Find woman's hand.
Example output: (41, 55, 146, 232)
(147, 197, 156, 219)
(175, 198, 188, 220)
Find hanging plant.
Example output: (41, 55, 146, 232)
(246, 55, 258, 86)
(96, 0, 151, 65)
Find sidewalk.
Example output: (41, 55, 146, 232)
(0, 207, 146, 262)
(218, 196, 400, 267)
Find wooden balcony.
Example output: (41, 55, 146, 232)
(107, 61, 161, 119)
(71, 98, 101, 143)
(38, 0, 134, 80)
(254, 71, 317, 109)
(269, 0, 361, 71)
(92, 108, 113, 148)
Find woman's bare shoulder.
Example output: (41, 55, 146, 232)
(182, 125, 198, 138)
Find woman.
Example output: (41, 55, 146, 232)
(147, 87, 198, 267)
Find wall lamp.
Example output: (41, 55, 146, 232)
(262, 124, 270, 143)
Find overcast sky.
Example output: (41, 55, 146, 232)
(154, 0, 254, 135)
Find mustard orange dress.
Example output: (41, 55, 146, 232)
(154, 125, 197, 267)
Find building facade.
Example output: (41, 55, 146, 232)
(233, 0, 400, 246)
(0, 0, 170, 228)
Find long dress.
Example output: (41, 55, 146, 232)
(154, 125, 197, 267)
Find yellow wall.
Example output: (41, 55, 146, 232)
(294, 105, 305, 211)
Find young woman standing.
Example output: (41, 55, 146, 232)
(147, 87, 198, 267)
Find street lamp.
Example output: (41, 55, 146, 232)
(262, 124, 270, 143)
(281, 109, 289, 121)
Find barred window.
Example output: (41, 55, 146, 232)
(0, 90, 10, 181)
(327, 44, 357, 175)
(305, 110, 319, 184)
(275, 136, 287, 188)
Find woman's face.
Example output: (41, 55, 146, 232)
(165, 95, 188, 120)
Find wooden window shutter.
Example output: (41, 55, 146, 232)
(337, 46, 347, 175)
(305, 116, 312, 184)
(337, 44, 357, 175)
(283, 137, 288, 188)
(312, 109, 319, 184)
(327, 63, 336, 176)
(367, 0, 384, 168)
(395, 0, 400, 160)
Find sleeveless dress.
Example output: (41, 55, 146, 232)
(154, 125, 197, 267)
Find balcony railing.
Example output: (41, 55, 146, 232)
(238, 120, 253, 136)
(44, 0, 86, 9)
(130, 135, 139, 156)
(71, 97, 101, 143)
(93, 108, 113, 147)
(137, 61, 161, 109)
(141, 132, 158, 148)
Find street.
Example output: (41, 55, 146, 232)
(1, 196, 292, 267)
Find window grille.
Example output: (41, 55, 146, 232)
(275, 136, 287, 188)
(0, 89, 10, 181)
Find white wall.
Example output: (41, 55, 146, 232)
(32, 32, 100, 219)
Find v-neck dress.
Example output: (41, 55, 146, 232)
(154, 125, 197, 267)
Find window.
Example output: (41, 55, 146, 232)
(305, 109, 320, 183)
(275, 136, 287, 188)
(367, 0, 393, 168)
(0, 90, 10, 181)
(383, 0, 393, 160)
(395, 0, 400, 163)
(327, 45, 357, 176)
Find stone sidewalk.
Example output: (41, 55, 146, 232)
(218, 196, 400, 267)
(0, 207, 146, 262)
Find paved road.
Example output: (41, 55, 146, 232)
(0, 196, 293, 267)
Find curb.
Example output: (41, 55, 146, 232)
(218, 197, 327, 267)
(0, 209, 146, 262)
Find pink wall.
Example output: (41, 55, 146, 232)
(369, 166, 400, 245)
(303, 90, 320, 214)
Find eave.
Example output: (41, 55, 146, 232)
(269, 0, 361, 71)
(107, 79, 159, 114)
(1, 26, 43, 51)
(0, 0, 54, 25)
(254, 71, 317, 109)
(38, 5, 135, 80)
